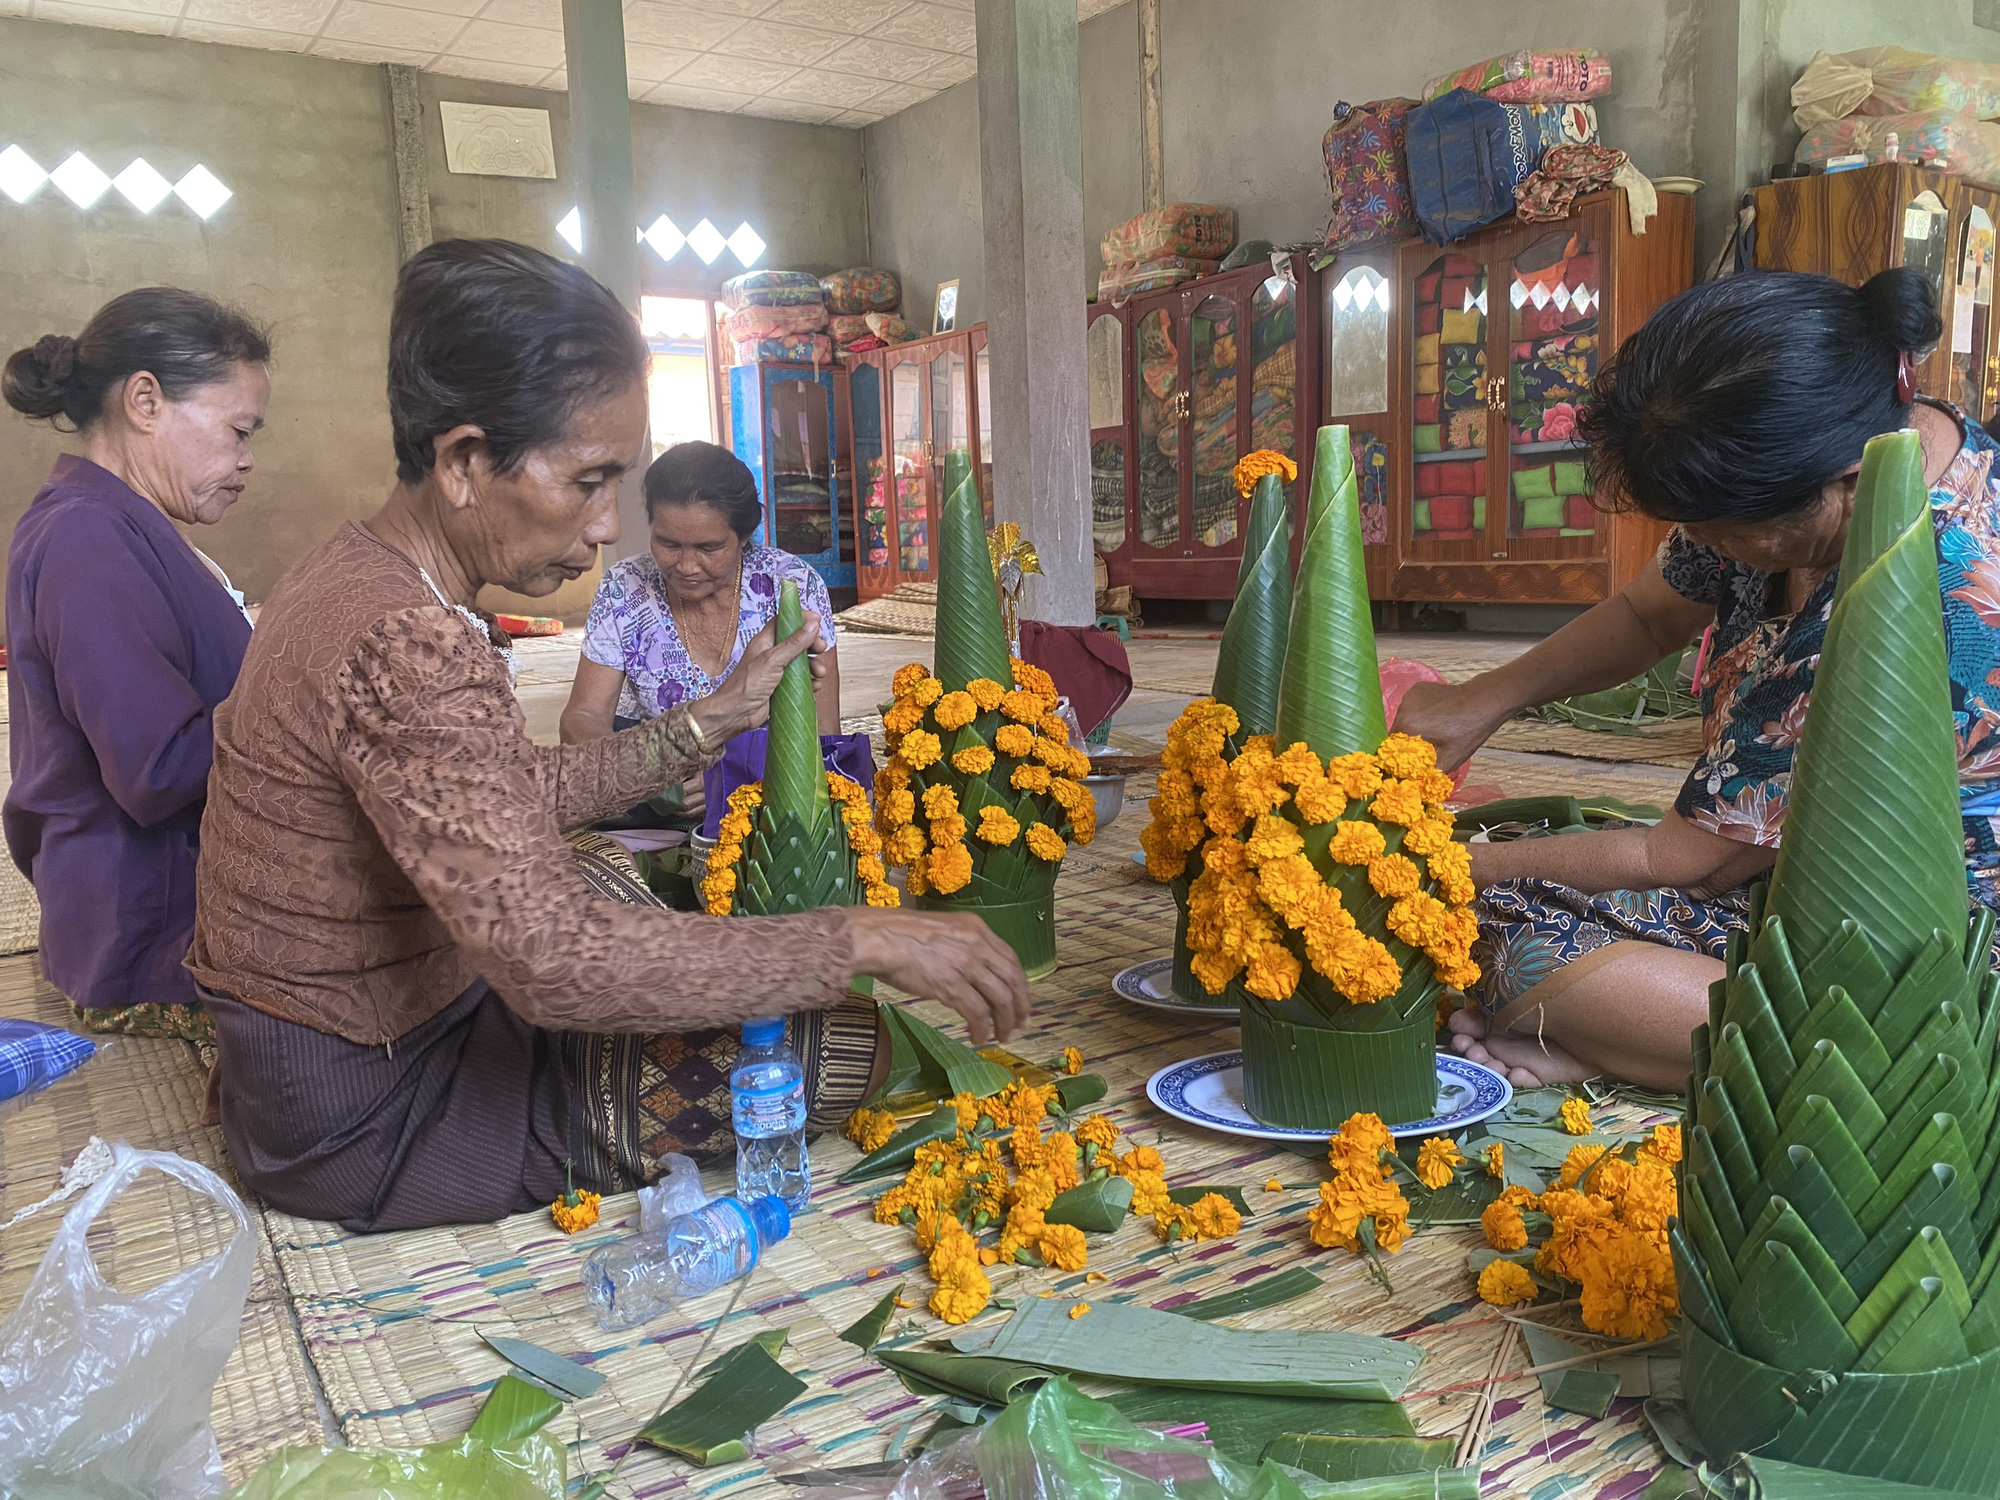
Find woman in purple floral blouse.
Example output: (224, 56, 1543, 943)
(1397, 269, 1997, 1093)
(562, 442, 839, 796)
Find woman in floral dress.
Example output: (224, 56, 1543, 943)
(1397, 267, 2000, 1091)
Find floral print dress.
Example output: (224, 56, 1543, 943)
(1472, 402, 2000, 1014)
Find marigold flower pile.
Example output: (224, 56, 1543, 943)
(1307, 1112, 1413, 1255)
(1143, 713, 1478, 1004)
(874, 659, 1094, 897)
(702, 772, 900, 914)
(1475, 1122, 1682, 1340)
(844, 1072, 1239, 1325)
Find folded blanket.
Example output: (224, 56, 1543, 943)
(1554, 460, 1591, 494)
(1414, 394, 1440, 425)
(1415, 304, 1442, 336)
(1440, 309, 1483, 346)
(1430, 495, 1474, 531)
(1413, 499, 1432, 532)
(1414, 333, 1440, 367)
(1513, 464, 1555, 501)
(1565, 494, 1597, 529)
(1436, 459, 1484, 495)
(1445, 410, 1483, 450)
(1415, 367, 1440, 396)
(1417, 463, 1441, 497)
(1413, 424, 1442, 453)
(1519, 494, 1566, 530)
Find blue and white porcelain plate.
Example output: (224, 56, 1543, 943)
(1145, 1050, 1513, 1141)
(1111, 958, 1241, 1014)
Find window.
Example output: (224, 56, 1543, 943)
(640, 295, 719, 457)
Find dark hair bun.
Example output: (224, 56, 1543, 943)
(1858, 266, 1944, 356)
(2, 335, 78, 419)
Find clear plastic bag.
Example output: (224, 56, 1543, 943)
(0, 1141, 256, 1500)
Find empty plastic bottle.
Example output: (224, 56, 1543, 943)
(582, 1194, 791, 1331)
(732, 1017, 810, 1211)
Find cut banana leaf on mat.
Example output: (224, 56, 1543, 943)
(1166, 1184, 1254, 1216)
(871, 1006, 1014, 1105)
(1407, 1171, 1500, 1227)
(875, 1347, 1056, 1406)
(1700, 1454, 1993, 1497)
(636, 1339, 807, 1467)
(478, 1333, 605, 1401)
(838, 1285, 904, 1352)
(466, 1374, 565, 1445)
(952, 1297, 1423, 1399)
(1106, 1388, 1415, 1466)
(1519, 1322, 1681, 1418)
(839, 1104, 961, 1182)
(1168, 1266, 1322, 1321)
(1262, 1433, 1456, 1484)
(1045, 1175, 1134, 1231)
(1052, 1072, 1109, 1112)
(695, 1326, 787, 1377)
(1263, 1468, 1482, 1499)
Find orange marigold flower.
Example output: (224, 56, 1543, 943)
(1369, 779, 1427, 827)
(1244, 940, 1303, 1000)
(953, 745, 996, 776)
(1478, 1260, 1537, 1307)
(886, 824, 928, 865)
(1415, 1135, 1465, 1189)
(1643, 1123, 1682, 1165)
(1375, 733, 1438, 780)
(1038, 1223, 1088, 1271)
(892, 663, 931, 698)
(1038, 714, 1070, 743)
(1230, 447, 1297, 497)
(1012, 762, 1053, 794)
(1482, 1199, 1529, 1251)
(934, 690, 978, 731)
(912, 676, 943, 707)
(928, 843, 974, 893)
(995, 723, 1036, 758)
(1025, 823, 1066, 861)
(1012, 658, 1058, 698)
(1367, 853, 1422, 898)
(1062, 1045, 1083, 1075)
(968, 677, 1007, 711)
(1559, 1097, 1594, 1136)
(976, 806, 1021, 845)
(901, 730, 943, 769)
(1291, 773, 1347, 824)
(1326, 752, 1384, 801)
(1000, 689, 1046, 723)
(1243, 812, 1305, 865)
(1326, 821, 1387, 865)
(1400, 817, 1456, 857)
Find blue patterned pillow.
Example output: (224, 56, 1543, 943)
(0, 1019, 95, 1104)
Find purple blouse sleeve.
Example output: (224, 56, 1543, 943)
(581, 565, 629, 671)
(33, 510, 216, 828)
(799, 562, 837, 649)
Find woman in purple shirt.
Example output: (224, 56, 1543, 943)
(2, 289, 271, 1037)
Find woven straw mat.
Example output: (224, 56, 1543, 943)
(264, 782, 1674, 1499)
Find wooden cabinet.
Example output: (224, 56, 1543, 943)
(1317, 246, 1399, 600)
(845, 328, 990, 601)
(1755, 163, 1998, 424)
(727, 362, 854, 592)
(1097, 254, 1315, 598)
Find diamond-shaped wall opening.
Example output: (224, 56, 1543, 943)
(0, 145, 47, 204)
(51, 152, 111, 208)
(113, 158, 173, 213)
(173, 164, 232, 220)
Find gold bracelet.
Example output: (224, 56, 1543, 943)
(683, 705, 715, 756)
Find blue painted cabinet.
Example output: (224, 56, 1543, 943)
(728, 362, 854, 591)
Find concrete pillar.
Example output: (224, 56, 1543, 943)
(560, 0, 646, 557)
(384, 65, 432, 263)
(1138, 0, 1162, 212)
(975, 0, 1094, 627)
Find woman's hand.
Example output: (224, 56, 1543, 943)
(689, 614, 829, 744)
(842, 907, 1032, 1044)
(1390, 679, 1512, 773)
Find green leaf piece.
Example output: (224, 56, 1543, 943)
(1724, 1453, 1995, 1497)
(876, 1348, 1055, 1406)
(696, 1326, 788, 1378)
(1165, 1184, 1255, 1217)
(636, 1339, 806, 1466)
(1044, 1175, 1135, 1232)
(760, 578, 831, 838)
(1210, 470, 1294, 737)
(467, 1374, 564, 1444)
(931, 448, 1013, 693)
(839, 1285, 904, 1352)
(1261, 1434, 1456, 1483)
(1275, 423, 1386, 760)
(479, 1332, 606, 1401)
(878, 1005, 1015, 1102)
(1167, 1266, 1323, 1322)
(1106, 1387, 1414, 1466)
(840, 1104, 960, 1183)
(1052, 1073, 1109, 1112)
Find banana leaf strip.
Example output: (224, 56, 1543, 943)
(883, 1005, 1015, 1103)
(697, 1326, 788, 1377)
(479, 1333, 605, 1401)
(1167, 1267, 1323, 1321)
(956, 1296, 1423, 1400)
(1052, 1073, 1109, 1112)
(636, 1340, 806, 1467)
(1044, 1175, 1134, 1232)
(1269, 1469, 1481, 1499)
(761, 579, 832, 839)
(931, 449, 1013, 692)
(1261, 1434, 1455, 1484)
(1518, 1322, 1677, 1416)
(840, 1104, 961, 1182)
(1107, 1388, 1414, 1466)
(1166, 1184, 1254, 1217)
(1713, 1454, 1991, 1498)
(839, 1286, 904, 1352)
(1210, 470, 1294, 737)
(875, 1347, 1055, 1405)
(467, 1374, 565, 1444)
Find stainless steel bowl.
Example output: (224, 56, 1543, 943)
(1083, 771, 1127, 831)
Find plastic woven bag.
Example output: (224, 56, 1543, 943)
(1796, 106, 2000, 179)
(1422, 48, 1611, 106)
(0, 1142, 255, 1500)
(1793, 45, 2000, 128)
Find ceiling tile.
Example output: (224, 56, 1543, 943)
(321, 0, 464, 49)
(623, 40, 696, 80)
(743, 96, 845, 125)
(917, 47, 973, 87)
(0, 0, 31, 14)
(39, 0, 181, 15)
(817, 34, 951, 81)
(352, 0, 479, 13)
(860, 80, 937, 116)
(432, 52, 548, 84)
(763, 66, 885, 109)
(873, 1, 970, 53)
(761, 0, 906, 31)
(670, 49, 794, 93)
(452, 16, 561, 63)
(34, 1, 178, 31)
(177, 16, 313, 44)
(621, 1, 743, 50)
(690, 0, 779, 12)
(644, 79, 754, 112)
(181, 0, 334, 30)
(829, 108, 881, 127)
(308, 32, 435, 61)
(1077, 0, 1123, 15)
(714, 20, 842, 67)
(471, 0, 556, 27)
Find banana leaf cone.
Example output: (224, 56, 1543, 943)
(1235, 425, 1437, 1129)
(931, 448, 1013, 694)
(735, 579, 860, 916)
(1170, 469, 1293, 1004)
(1678, 429, 2000, 1491)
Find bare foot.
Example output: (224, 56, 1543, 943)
(1445, 1007, 1594, 1089)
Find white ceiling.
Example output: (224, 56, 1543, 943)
(4, 0, 1129, 128)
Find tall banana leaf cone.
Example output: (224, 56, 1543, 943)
(1180, 426, 1473, 1129)
(1168, 465, 1296, 1004)
(701, 580, 893, 918)
(1677, 429, 2000, 1492)
(876, 449, 1092, 980)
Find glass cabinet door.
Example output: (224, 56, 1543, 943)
(1189, 292, 1240, 549)
(890, 359, 930, 576)
(1953, 203, 1995, 419)
(1088, 313, 1127, 552)
(1322, 261, 1394, 547)
(1506, 226, 1600, 540)
(850, 361, 892, 578)
(1248, 271, 1299, 491)
(766, 377, 833, 559)
(931, 345, 972, 505)
(974, 343, 995, 526)
(1133, 305, 1181, 548)
(1410, 251, 1488, 543)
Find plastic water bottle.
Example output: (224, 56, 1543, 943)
(732, 1017, 810, 1211)
(582, 1194, 791, 1331)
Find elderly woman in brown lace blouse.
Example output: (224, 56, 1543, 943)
(188, 240, 1028, 1232)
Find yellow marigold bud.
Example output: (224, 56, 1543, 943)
(934, 690, 978, 731)
(976, 805, 1021, 845)
(1559, 1096, 1594, 1136)
(952, 746, 995, 776)
(1477, 1259, 1537, 1307)
(1062, 1045, 1083, 1075)
(901, 730, 943, 769)
(1483, 1141, 1505, 1179)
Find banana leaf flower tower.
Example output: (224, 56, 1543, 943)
(701, 579, 897, 918)
(1677, 429, 2000, 1491)
(1178, 426, 1480, 1127)
(873, 451, 1094, 980)
(1141, 451, 1296, 1006)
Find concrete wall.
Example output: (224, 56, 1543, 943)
(0, 15, 866, 621)
(865, 0, 1702, 324)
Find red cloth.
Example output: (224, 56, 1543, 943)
(1413, 394, 1440, 425)
(1416, 304, 1441, 335)
(1435, 459, 1483, 495)
(1019, 620, 1133, 737)
(1417, 463, 1442, 497)
(1565, 494, 1597, 529)
(1429, 496, 1474, 530)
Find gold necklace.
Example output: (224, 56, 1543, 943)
(667, 563, 743, 677)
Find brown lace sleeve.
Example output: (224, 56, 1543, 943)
(531, 707, 719, 832)
(331, 608, 853, 1032)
